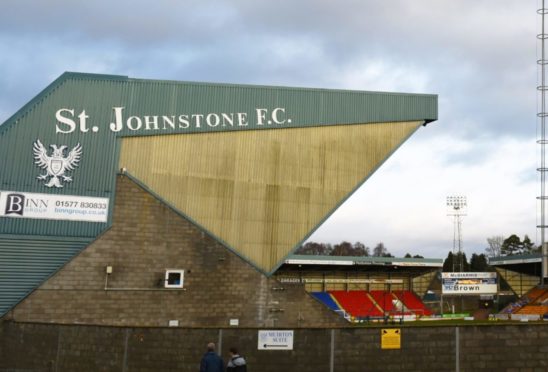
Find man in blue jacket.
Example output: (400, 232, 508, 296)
(200, 342, 224, 372)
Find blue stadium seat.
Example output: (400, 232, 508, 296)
(311, 292, 341, 312)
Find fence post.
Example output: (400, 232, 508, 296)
(122, 328, 130, 372)
(455, 327, 460, 372)
(218, 329, 223, 356)
(54, 326, 62, 372)
(330, 329, 335, 372)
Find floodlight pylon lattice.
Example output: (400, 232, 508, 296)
(447, 196, 467, 272)
(538, 0, 548, 286)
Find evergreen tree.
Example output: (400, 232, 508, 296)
(443, 251, 469, 272)
(497, 234, 539, 256)
(470, 253, 489, 271)
(501, 234, 522, 256)
(443, 251, 454, 272)
(522, 235, 535, 254)
(459, 252, 470, 272)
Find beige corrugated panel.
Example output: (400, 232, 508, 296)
(119, 121, 422, 273)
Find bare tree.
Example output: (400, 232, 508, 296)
(295, 242, 331, 255)
(331, 241, 354, 256)
(485, 235, 504, 257)
(373, 242, 389, 257)
(353, 241, 370, 256)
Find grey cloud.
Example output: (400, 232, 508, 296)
(0, 1, 541, 139)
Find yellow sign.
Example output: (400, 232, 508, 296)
(381, 329, 401, 349)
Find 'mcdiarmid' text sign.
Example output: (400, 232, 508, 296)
(54, 106, 293, 134)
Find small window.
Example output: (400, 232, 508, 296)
(165, 269, 184, 288)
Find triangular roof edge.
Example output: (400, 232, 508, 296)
(1, 72, 438, 136)
(66, 71, 437, 98)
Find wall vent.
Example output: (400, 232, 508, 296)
(165, 269, 184, 288)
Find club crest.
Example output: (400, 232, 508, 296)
(33, 139, 82, 188)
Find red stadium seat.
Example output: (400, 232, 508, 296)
(329, 290, 384, 318)
(393, 290, 432, 316)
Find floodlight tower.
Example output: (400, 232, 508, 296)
(538, 0, 548, 287)
(447, 196, 467, 272)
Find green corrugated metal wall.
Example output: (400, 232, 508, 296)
(0, 236, 91, 316)
(107, 78, 437, 137)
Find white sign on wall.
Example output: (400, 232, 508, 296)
(0, 191, 109, 223)
(258, 330, 294, 350)
(442, 272, 497, 295)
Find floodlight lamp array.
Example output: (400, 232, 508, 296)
(446, 196, 467, 210)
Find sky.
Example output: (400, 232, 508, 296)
(0, 1, 542, 258)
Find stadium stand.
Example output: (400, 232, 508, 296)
(516, 305, 548, 315)
(499, 287, 548, 316)
(276, 254, 441, 321)
(531, 289, 548, 304)
(311, 292, 353, 321)
(526, 287, 546, 301)
(311, 292, 342, 312)
(519, 287, 548, 316)
(393, 290, 433, 316)
(329, 290, 384, 318)
(500, 299, 528, 314)
(321, 290, 433, 320)
(369, 290, 397, 313)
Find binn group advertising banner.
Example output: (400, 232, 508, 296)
(0, 191, 109, 223)
(441, 272, 497, 295)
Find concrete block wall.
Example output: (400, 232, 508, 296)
(334, 327, 455, 371)
(459, 325, 548, 371)
(1, 322, 547, 371)
(4, 175, 345, 328)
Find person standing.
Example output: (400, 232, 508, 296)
(226, 347, 247, 372)
(200, 342, 224, 372)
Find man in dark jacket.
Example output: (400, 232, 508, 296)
(200, 342, 224, 372)
(226, 347, 247, 372)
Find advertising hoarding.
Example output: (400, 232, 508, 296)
(442, 272, 497, 295)
(0, 191, 109, 223)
